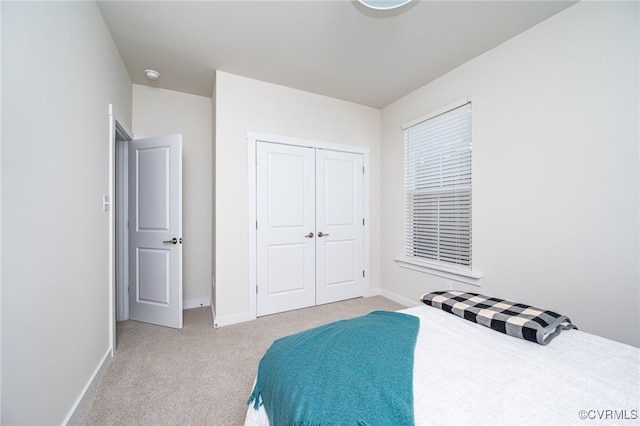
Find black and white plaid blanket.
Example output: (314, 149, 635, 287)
(422, 291, 576, 345)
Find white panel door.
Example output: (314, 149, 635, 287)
(315, 150, 364, 305)
(128, 135, 183, 329)
(256, 142, 316, 316)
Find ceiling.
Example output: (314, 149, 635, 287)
(97, 0, 576, 109)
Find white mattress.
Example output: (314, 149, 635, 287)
(246, 304, 640, 425)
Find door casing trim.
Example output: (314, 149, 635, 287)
(108, 104, 133, 355)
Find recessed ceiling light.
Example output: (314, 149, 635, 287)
(358, 0, 411, 10)
(144, 69, 160, 80)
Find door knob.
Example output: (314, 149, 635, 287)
(318, 232, 330, 237)
(305, 232, 314, 238)
(163, 237, 178, 245)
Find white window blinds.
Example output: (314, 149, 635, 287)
(404, 101, 472, 269)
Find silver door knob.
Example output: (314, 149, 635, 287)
(305, 232, 314, 238)
(318, 232, 330, 237)
(163, 237, 178, 244)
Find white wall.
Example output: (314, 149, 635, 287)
(132, 85, 213, 307)
(1, 2, 132, 424)
(214, 71, 381, 321)
(381, 1, 639, 347)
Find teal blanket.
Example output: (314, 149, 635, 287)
(247, 310, 419, 426)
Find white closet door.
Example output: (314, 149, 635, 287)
(256, 142, 316, 316)
(315, 150, 364, 305)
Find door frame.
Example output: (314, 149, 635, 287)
(115, 132, 129, 322)
(247, 132, 370, 320)
(108, 104, 133, 355)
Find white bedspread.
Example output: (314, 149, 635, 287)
(246, 304, 640, 425)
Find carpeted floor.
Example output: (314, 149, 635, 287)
(71, 296, 405, 425)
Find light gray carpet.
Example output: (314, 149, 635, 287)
(72, 296, 405, 425)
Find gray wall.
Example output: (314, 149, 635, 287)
(381, 1, 639, 347)
(1, 2, 132, 423)
(132, 84, 213, 307)
(213, 71, 381, 323)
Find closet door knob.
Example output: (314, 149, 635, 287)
(305, 232, 314, 238)
(318, 232, 330, 237)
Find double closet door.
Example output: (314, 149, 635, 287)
(256, 142, 365, 317)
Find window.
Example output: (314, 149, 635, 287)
(403, 100, 472, 270)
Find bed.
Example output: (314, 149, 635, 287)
(245, 292, 640, 425)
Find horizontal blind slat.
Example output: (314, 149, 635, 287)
(404, 102, 472, 268)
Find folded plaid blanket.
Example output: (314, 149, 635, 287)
(422, 291, 576, 345)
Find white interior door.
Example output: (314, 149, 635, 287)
(316, 150, 364, 305)
(128, 134, 183, 329)
(256, 142, 316, 316)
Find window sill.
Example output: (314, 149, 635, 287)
(395, 256, 483, 287)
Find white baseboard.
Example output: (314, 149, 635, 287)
(213, 311, 255, 328)
(379, 289, 422, 308)
(63, 348, 111, 425)
(212, 291, 419, 328)
(365, 287, 421, 308)
(183, 298, 211, 310)
(365, 287, 382, 297)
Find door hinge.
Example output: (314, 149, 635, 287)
(256, 286, 258, 294)
(363, 270, 365, 278)
(256, 220, 258, 229)
(362, 218, 365, 226)
(362, 166, 365, 174)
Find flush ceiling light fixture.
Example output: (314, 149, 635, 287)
(358, 0, 411, 10)
(144, 69, 160, 80)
